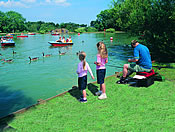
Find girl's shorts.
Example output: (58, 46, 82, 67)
(78, 75, 87, 90)
(97, 69, 106, 84)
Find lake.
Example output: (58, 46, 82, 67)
(0, 33, 136, 118)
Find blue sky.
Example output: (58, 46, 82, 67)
(0, 0, 112, 25)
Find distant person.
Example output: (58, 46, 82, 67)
(62, 36, 66, 43)
(68, 36, 72, 42)
(94, 42, 108, 100)
(56, 36, 62, 42)
(117, 40, 152, 84)
(76, 51, 94, 103)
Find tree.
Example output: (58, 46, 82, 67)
(5, 11, 26, 32)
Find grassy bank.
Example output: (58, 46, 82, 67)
(1, 65, 175, 131)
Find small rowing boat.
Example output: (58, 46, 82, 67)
(1, 39, 15, 46)
(48, 41, 73, 46)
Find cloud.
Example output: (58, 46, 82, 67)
(45, 0, 70, 6)
(0, 0, 29, 8)
(0, 0, 70, 8)
(21, 0, 36, 3)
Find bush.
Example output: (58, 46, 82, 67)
(86, 27, 98, 32)
(74, 27, 86, 33)
(106, 28, 115, 33)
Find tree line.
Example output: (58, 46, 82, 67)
(90, 0, 175, 62)
(0, 10, 90, 33)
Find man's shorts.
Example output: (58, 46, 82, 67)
(97, 69, 106, 84)
(78, 75, 87, 90)
(128, 64, 151, 72)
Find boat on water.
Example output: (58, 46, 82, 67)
(51, 33, 60, 36)
(1, 38, 15, 46)
(48, 41, 73, 46)
(28, 33, 36, 35)
(0, 36, 13, 39)
(17, 35, 28, 38)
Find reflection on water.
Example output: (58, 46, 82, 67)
(0, 33, 136, 118)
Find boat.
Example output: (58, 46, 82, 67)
(17, 35, 28, 38)
(48, 41, 73, 46)
(28, 33, 36, 35)
(51, 33, 60, 36)
(1, 38, 15, 46)
(0, 36, 13, 39)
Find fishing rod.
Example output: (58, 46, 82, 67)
(152, 65, 175, 70)
(106, 64, 123, 68)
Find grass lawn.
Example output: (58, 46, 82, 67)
(1, 66, 175, 131)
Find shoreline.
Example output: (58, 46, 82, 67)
(0, 74, 116, 120)
(0, 31, 125, 35)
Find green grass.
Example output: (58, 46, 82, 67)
(1, 66, 175, 131)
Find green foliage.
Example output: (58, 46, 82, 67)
(106, 28, 115, 33)
(91, 0, 175, 62)
(74, 27, 86, 33)
(86, 27, 98, 32)
(0, 11, 88, 33)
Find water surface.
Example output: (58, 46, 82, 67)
(0, 33, 136, 117)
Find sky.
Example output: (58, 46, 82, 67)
(0, 0, 112, 25)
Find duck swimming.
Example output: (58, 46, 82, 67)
(42, 52, 51, 57)
(29, 56, 39, 61)
(59, 51, 66, 55)
(1, 59, 13, 63)
(13, 50, 16, 54)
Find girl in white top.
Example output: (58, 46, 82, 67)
(76, 51, 94, 103)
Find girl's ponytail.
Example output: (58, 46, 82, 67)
(83, 60, 86, 70)
(79, 51, 86, 70)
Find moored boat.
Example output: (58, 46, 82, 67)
(51, 33, 60, 36)
(28, 33, 36, 35)
(1, 39, 15, 46)
(17, 35, 28, 38)
(48, 41, 73, 46)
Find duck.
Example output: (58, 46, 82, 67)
(13, 50, 16, 54)
(29, 56, 39, 61)
(76, 51, 81, 55)
(59, 51, 66, 55)
(42, 52, 51, 57)
(1, 59, 13, 63)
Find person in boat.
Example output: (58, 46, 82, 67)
(62, 36, 66, 43)
(117, 40, 152, 84)
(68, 36, 72, 42)
(56, 36, 62, 42)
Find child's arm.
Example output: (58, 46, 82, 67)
(76, 63, 81, 74)
(94, 54, 101, 66)
(105, 58, 108, 63)
(87, 63, 94, 79)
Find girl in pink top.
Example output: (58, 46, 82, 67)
(94, 42, 108, 100)
(76, 51, 94, 103)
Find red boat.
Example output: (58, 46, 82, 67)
(1, 39, 15, 46)
(48, 41, 73, 46)
(0, 36, 13, 39)
(28, 33, 36, 35)
(17, 35, 28, 38)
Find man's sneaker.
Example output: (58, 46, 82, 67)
(98, 93, 107, 100)
(95, 91, 102, 96)
(79, 98, 87, 103)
